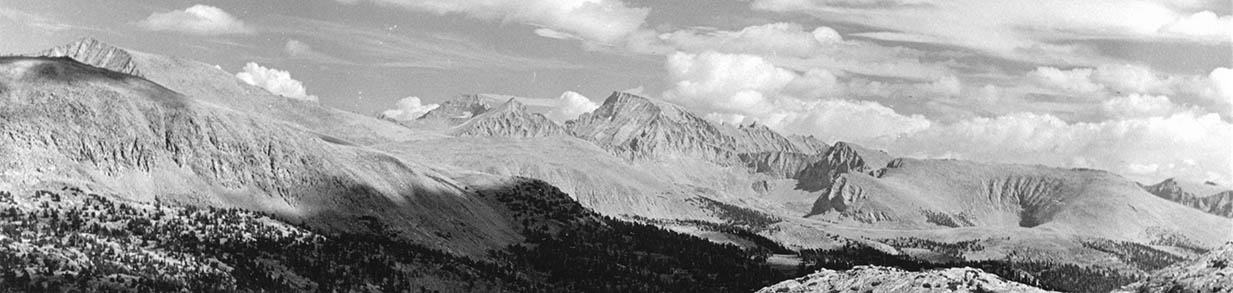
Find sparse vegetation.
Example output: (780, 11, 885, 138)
(687, 197, 781, 228)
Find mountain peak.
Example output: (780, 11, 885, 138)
(36, 37, 140, 76)
(451, 98, 566, 138)
(419, 94, 498, 123)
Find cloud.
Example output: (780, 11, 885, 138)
(235, 62, 318, 102)
(660, 51, 930, 142)
(884, 111, 1233, 185)
(380, 96, 440, 121)
(1100, 94, 1189, 119)
(656, 23, 841, 57)
(751, 0, 1230, 65)
(545, 91, 599, 122)
(136, 5, 253, 35)
(1159, 11, 1233, 42)
(337, 0, 649, 44)
(1027, 67, 1105, 96)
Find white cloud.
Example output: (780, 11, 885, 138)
(235, 62, 317, 102)
(338, 0, 649, 44)
(660, 50, 930, 142)
(884, 112, 1233, 185)
(1159, 11, 1233, 42)
(1100, 94, 1187, 118)
(545, 91, 599, 122)
(751, 0, 1229, 65)
(136, 5, 252, 35)
(380, 96, 440, 121)
(1027, 67, 1105, 96)
(657, 23, 839, 57)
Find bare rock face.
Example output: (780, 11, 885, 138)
(418, 94, 496, 125)
(756, 266, 1052, 293)
(1144, 178, 1233, 218)
(566, 91, 824, 163)
(796, 142, 892, 192)
(1120, 243, 1233, 292)
(451, 98, 567, 137)
(35, 38, 140, 76)
(739, 151, 822, 179)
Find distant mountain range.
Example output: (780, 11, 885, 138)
(1, 38, 1229, 292)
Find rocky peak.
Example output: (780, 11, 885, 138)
(35, 37, 141, 76)
(1144, 178, 1233, 218)
(452, 98, 567, 138)
(567, 91, 827, 163)
(796, 142, 893, 192)
(419, 94, 496, 124)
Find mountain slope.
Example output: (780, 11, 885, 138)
(756, 266, 1051, 293)
(33, 38, 437, 145)
(0, 56, 520, 255)
(1120, 242, 1233, 292)
(806, 158, 1232, 246)
(566, 92, 827, 163)
(1144, 178, 1233, 218)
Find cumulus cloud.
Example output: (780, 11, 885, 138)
(1027, 67, 1105, 96)
(1159, 11, 1233, 42)
(1099, 94, 1188, 119)
(751, 0, 1230, 65)
(338, 0, 649, 44)
(235, 62, 318, 102)
(545, 91, 600, 122)
(136, 5, 252, 35)
(380, 96, 440, 121)
(660, 50, 930, 142)
(883, 112, 1233, 185)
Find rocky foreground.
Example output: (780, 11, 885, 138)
(756, 266, 1051, 293)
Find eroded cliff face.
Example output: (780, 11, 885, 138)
(1145, 178, 1233, 218)
(451, 99, 567, 138)
(796, 142, 892, 192)
(566, 92, 824, 164)
(36, 38, 140, 76)
(739, 151, 821, 179)
(418, 94, 496, 124)
(756, 266, 1051, 293)
(0, 57, 520, 256)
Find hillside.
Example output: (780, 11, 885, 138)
(1119, 242, 1233, 292)
(35, 38, 437, 145)
(0, 56, 519, 256)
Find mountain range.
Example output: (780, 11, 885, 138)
(1, 38, 1230, 292)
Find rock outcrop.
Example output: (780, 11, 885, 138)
(35, 38, 141, 76)
(756, 266, 1051, 293)
(566, 92, 825, 163)
(1120, 243, 1233, 292)
(418, 94, 496, 125)
(796, 142, 892, 192)
(1144, 178, 1233, 218)
(451, 98, 567, 137)
(739, 151, 821, 178)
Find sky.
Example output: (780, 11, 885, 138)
(1, 0, 1230, 185)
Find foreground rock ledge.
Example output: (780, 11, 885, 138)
(756, 265, 1052, 293)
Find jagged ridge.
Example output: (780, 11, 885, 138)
(451, 98, 567, 137)
(35, 38, 141, 76)
(566, 92, 827, 163)
(1144, 178, 1233, 218)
